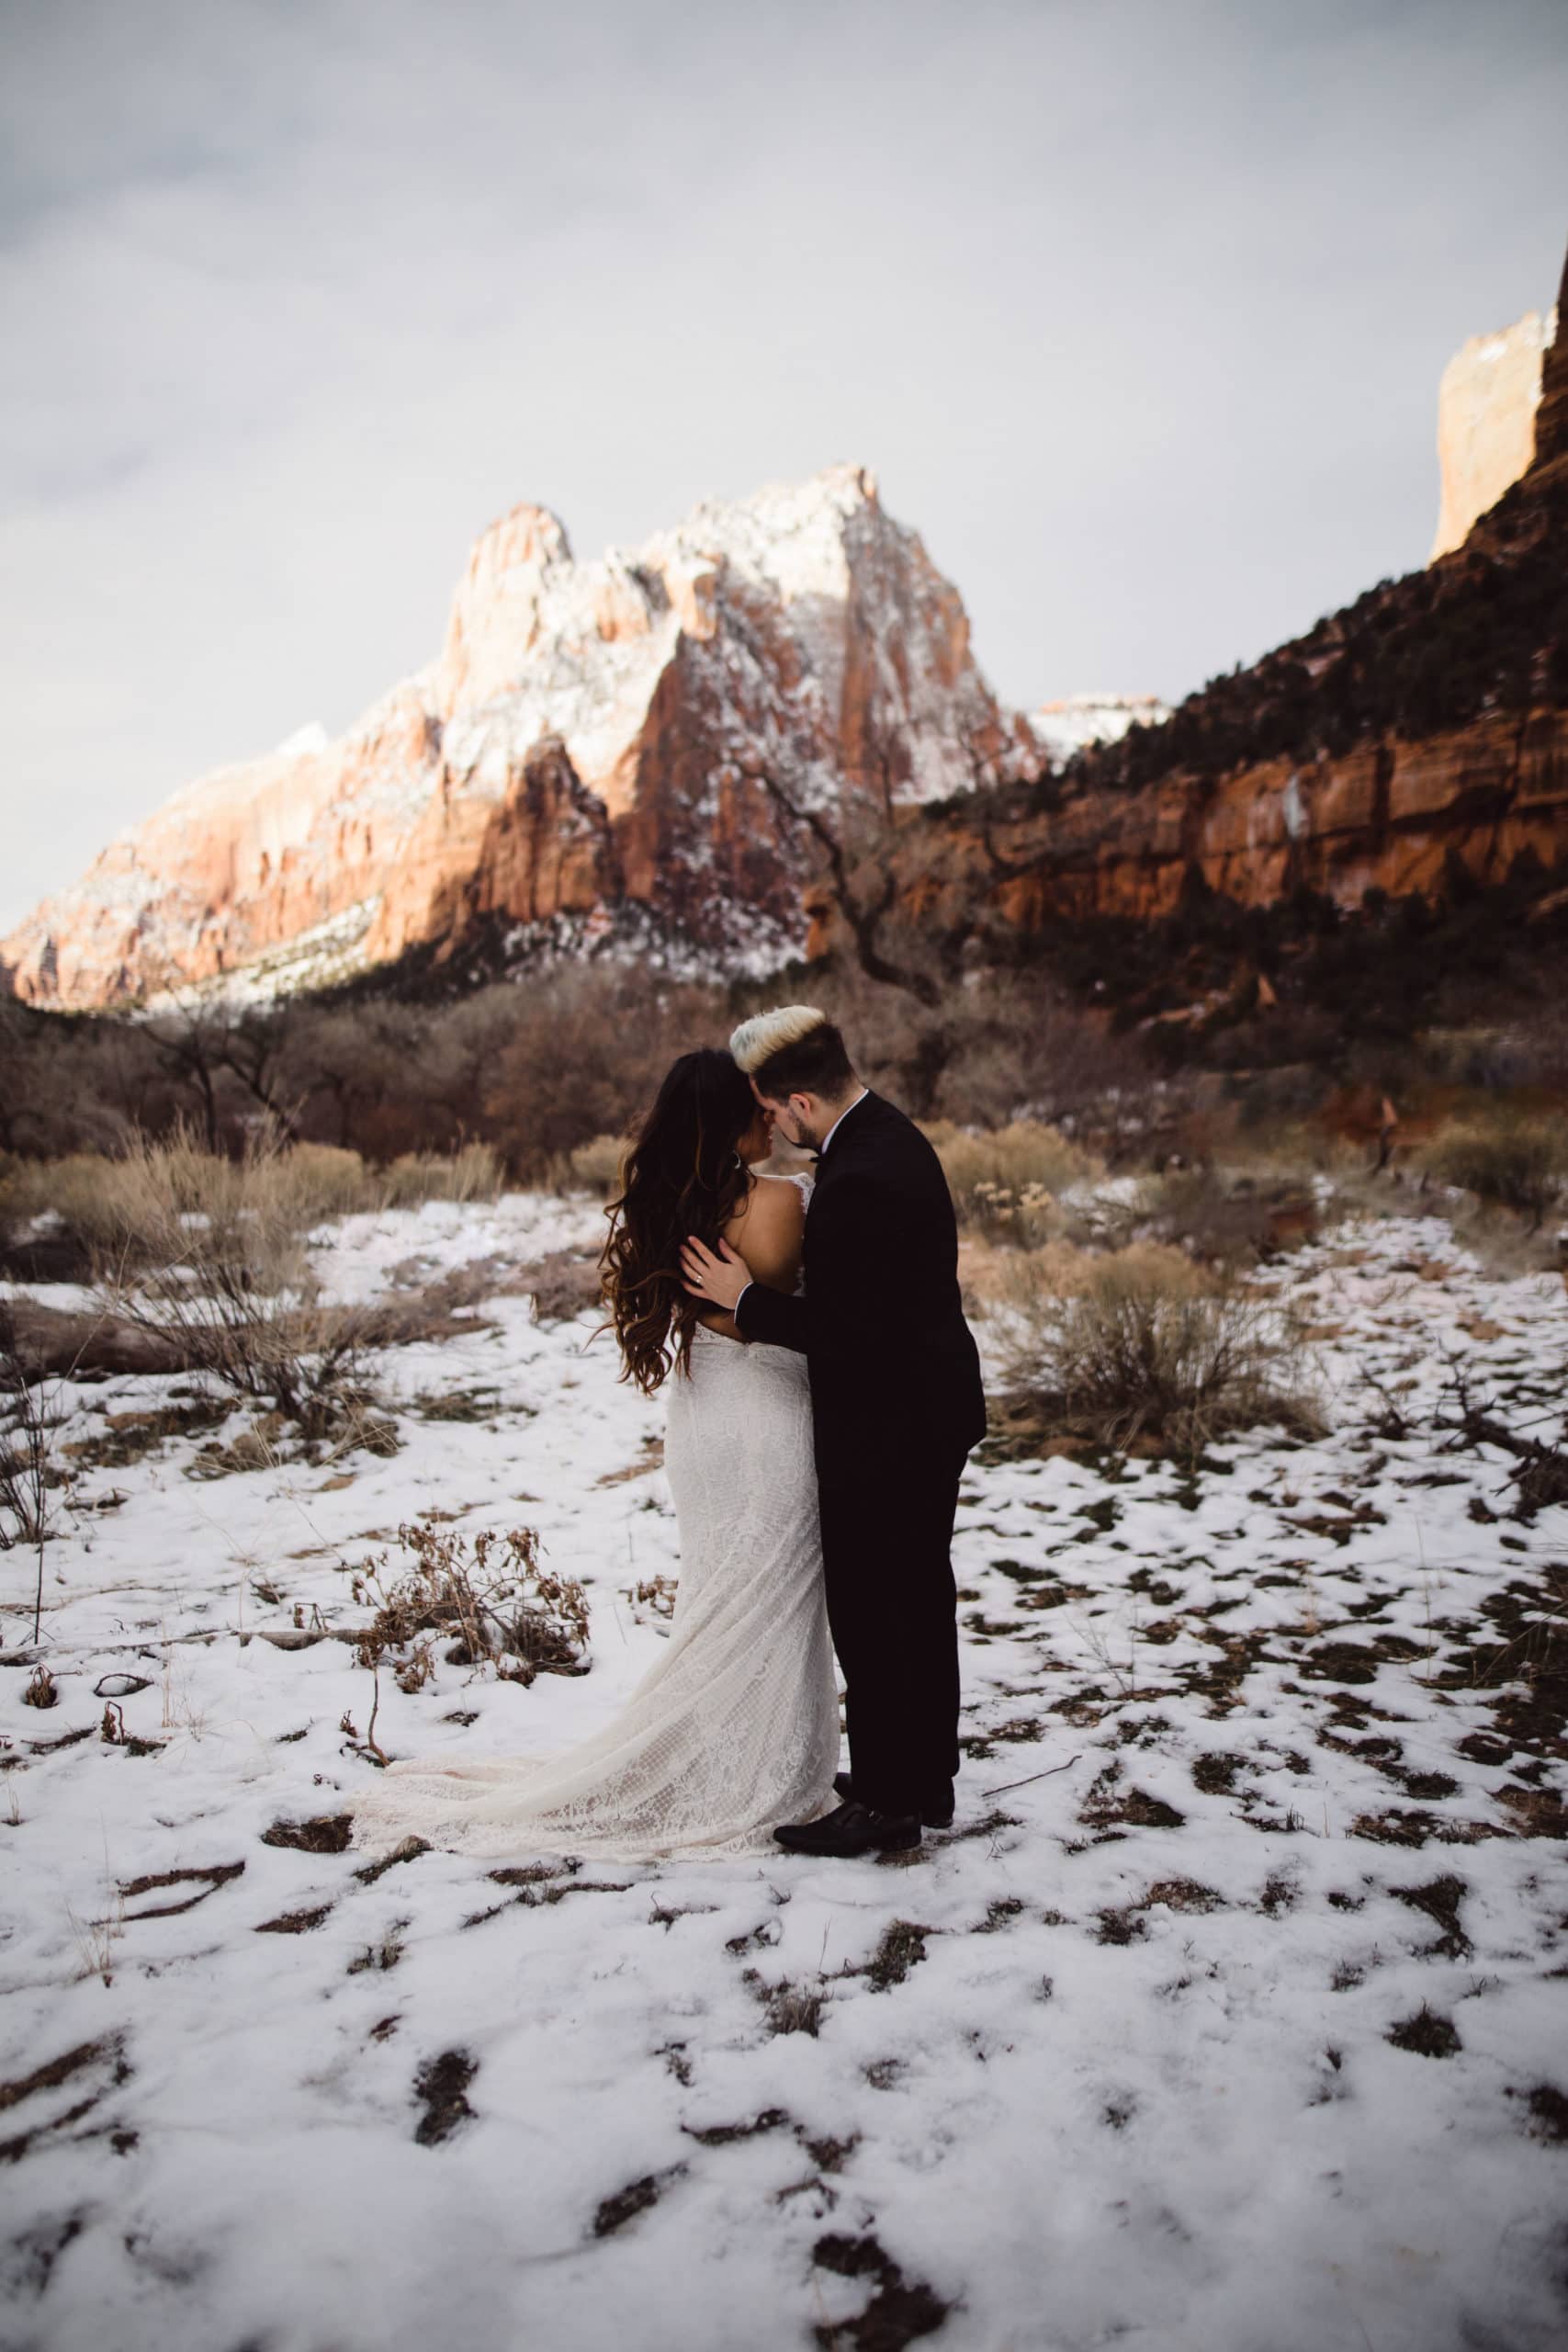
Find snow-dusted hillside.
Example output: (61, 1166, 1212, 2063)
(1029, 694, 1171, 769)
(3, 1194, 1566, 2350)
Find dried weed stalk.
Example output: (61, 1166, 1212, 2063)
(351, 1521, 587, 1759)
(1, 1295, 79, 1643)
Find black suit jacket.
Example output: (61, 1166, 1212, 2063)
(735, 1091, 987, 1480)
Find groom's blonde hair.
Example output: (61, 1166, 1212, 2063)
(728, 1004, 829, 1075)
(729, 1006, 856, 1101)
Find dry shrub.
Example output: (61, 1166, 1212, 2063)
(996, 1250, 1320, 1462)
(1416, 1110, 1567, 1226)
(992, 1237, 1204, 1311)
(522, 1250, 606, 1324)
(351, 1522, 588, 1749)
(1140, 1166, 1320, 1267)
(1, 1150, 158, 1252)
(85, 1122, 400, 1439)
(5, 1135, 373, 1261)
(622, 1573, 679, 1623)
(923, 1121, 1099, 1244)
(259, 1143, 377, 1225)
(380, 1142, 505, 1207)
(6, 1135, 505, 1261)
(556, 1133, 627, 1196)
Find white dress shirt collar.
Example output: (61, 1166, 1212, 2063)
(818, 1086, 870, 1158)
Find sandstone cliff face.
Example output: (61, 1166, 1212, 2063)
(0, 467, 1031, 1009)
(1429, 300, 1558, 560)
(868, 246, 1568, 968)
(872, 706, 1568, 955)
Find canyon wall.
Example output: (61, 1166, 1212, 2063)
(865, 243, 1568, 966)
(868, 705, 1568, 958)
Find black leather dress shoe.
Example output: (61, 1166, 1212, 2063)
(833, 1771, 953, 1830)
(773, 1799, 920, 1856)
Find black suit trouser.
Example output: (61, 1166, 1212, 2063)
(814, 1437, 966, 1818)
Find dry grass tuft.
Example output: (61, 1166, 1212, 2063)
(553, 1133, 627, 1196)
(521, 1251, 605, 1325)
(1416, 1108, 1567, 1227)
(994, 1249, 1321, 1463)
(378, 1143, 504, 1207)
(923, 1120, 1100, 1245)
(2, 1131, 506, 1257)
(71, 1123, 409, 1442)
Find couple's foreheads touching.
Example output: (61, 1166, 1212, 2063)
(728, 1004, 863, 1155)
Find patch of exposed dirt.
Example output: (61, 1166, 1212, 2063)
(592, 2164, 687, 2236)
(412, 2048, 478, 2145)
(811, 2231, 952, 2349)
(1079, 1763, 1185, 1832)
(117, 1861, 245, 1919)
(260, 1814, 354, 1853)
(863, 1921, 932, 1991)
(1387, 2004, 1462, 2058)
(1392, 1874, 1472, 1959)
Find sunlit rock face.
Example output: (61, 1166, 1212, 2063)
(1429, 301, 1558, 560)
(0, 465, 1032, 1008)
(871, 708, 1568, 949)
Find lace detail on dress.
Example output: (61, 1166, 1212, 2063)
(345, 1178, 837, 1865)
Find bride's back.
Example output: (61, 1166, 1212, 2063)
(698, 1165, 808, 1342)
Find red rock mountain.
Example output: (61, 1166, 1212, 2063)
(0, 467, 1032, 1009)
(856, 243, 1568, 967)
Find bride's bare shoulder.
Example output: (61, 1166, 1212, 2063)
(730, 1170, 807, 1237)
(721, 1169, 806, 1295)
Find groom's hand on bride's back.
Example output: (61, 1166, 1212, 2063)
(681, 1234, 751, 1313)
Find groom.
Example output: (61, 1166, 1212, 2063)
(681, 1008, 987, 1857)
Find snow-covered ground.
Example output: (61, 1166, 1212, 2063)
(3, 1194, 1566, 2352)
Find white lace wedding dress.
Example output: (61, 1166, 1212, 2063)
(344, 1174, 840, 1864)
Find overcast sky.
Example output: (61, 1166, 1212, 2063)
(2, 0, 1564, 934)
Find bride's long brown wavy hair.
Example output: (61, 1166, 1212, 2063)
(600, 1048, 760, 1396)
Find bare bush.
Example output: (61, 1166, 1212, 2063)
(923, 1120, 1100, 1246)
(1140, 1165, 1322, 1266)
(1417, 1110, 1567, 1227)
(484, 967, 720, 1179)
(379, 1142, 505, 1207)
(86, 1123, 400, 1440)
(350, 1521, 587, 1757)
(996, 1251, 1321, 1461)
(556, 1134, 627, 1196)
(522, 1251, 606, 1325)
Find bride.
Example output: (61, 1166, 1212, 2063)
(344, 1047, 840, 1863)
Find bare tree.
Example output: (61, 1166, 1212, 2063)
(740, 762, 944, 1008)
